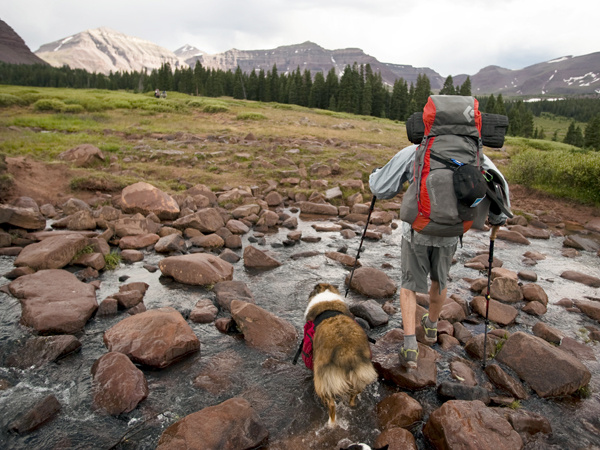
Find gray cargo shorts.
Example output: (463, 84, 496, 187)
(401, 237, 457, 294)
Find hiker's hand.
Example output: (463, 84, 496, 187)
(488, 212, 506, 226)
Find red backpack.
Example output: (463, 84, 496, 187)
(400, 95, 487, 237)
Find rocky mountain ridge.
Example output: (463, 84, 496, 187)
(0, 19, 47, 65)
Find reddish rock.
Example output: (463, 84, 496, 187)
(156, 397, 268, 449)
(375, 427, 417, 450)
(298, 201, 338, 215)
(119, 233, 160, 250)
(490, 277, 523, 303)
(230, 300, 297, 357)
(573, 299, 600, 322)
(193, 350, 243, 394)
(7, 335, 81, 369)
(532, 322, 564, 344)
(521, 283, 548, 306)
(423, 400, 522, 450)
(9, 394, 61, 434)
(0, 204, 46, 230)
(214, 280, 255, 312)
(376, 392, 423, 430)
(471, 296, 518, 326)
(190, 298, 218, 323)
(14, 234, 88, 270)
(560, 270, 600, 288)
(450, 360, 478, 386)
(484, 363, 529, 399)
(91, 352, 148, 415)
(154, 234, 186, 253)
(103, 307, 200, 368)
(345, 267, 397, 299)
(173, 208, 225, 232)
(121, 249, 144, 263)
(159, 253, 234, 285)
(9, 269, 98, 334)
(58, 144, 105, 167)
(243, 245, 282, 269)
(325, 251, 358, 267)
(496, 331, 591, 397)
(496, 229, 531, 245)
(522, 301, 547, 316)
(120, 182, 180, 220)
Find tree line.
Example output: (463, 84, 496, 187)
(0, 61, 598, 149)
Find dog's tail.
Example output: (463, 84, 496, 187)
(315, 351, 377, 399)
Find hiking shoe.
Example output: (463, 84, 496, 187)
(421, 313, 437, 345)
(398, 345, 419, 370)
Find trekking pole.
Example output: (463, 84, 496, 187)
(482, 225, 500, 369)
(345, 196, 376, 297)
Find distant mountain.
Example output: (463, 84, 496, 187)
(34, 27, 184, 75)
(174, 45, 206, 62)
(0, 19, 47, 65)
(454, 52, 600, 96)
(184, 41, 445, 89)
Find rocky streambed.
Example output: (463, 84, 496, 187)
(0, 181, 600, 449)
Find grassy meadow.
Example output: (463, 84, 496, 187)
(0, 85, 599, 207)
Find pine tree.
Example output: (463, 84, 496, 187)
(459, 76, 472, 96)
(494, 94, 507, 115)
(270, 64, 279, 102)
(325, 68, 339, 111)
(584, 115, 600, 150)
(309, 71, 326, 109)
(232, 67, 246, 99)
(486, 94, 496, 113)
(414, 74, 431, 111)
(390, 78, 409, 120)
(439, 75, 455, 95)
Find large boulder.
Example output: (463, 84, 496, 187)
(230, 300, 297, 357)
(156, 397, 268, 450)
(9, 269, 98, 334)
(103, 307, 200, 368)
(172, 208, 225, 232)
(496, 331, 591, 397)
(471, 296, 518, 326)
(213, 280, 255, 312)
(91, 352, 148, 415)
(159, 253, 234, 286)
(345, 267, 397, 299)
(120, 182, 180, 220)
(14, 234, 88, 270)
(0, 204, 46, 230)
(7, 335, 81, 369)
(243, 245, 282, 269)
(573, 299, 600, 322)
(423, 400, 523, 450)
(376, 392, 423, 430)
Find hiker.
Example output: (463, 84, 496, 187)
(154, 89, 160, 98)
(369, 95, 511, 370)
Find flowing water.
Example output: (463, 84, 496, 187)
(0, 210, 599, 449)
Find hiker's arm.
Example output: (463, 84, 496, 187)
(369, 145, 417, 199)
(482, 154, 510, 226)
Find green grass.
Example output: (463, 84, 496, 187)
(104, 251, 121, 270)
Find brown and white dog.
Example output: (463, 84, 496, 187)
(304, 283, 377, 427)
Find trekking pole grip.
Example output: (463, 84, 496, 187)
(490, 225, 500, 241)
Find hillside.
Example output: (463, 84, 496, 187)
(0, 19, 47, 65)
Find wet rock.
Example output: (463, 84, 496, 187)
(371, 329, 438, 390)
(494, 407, 552, 440)
(52, 210, 97, 230)
(465, 333, 502, 361)
(190, 233, 225, 249)
(193, 350, 243, 394)
(127, 302, 146, 315)
(554, 297, 574, 308)
(376, 392, 423, 430)
(450, 360, 478, 386)
(491, 267, 518, 281)
(465, 254, 503, 269)
(532, 322, 564, 344)
(518, 270, 538, 282)
(112, 289, 144, 309)
(350, 299, 389, 327)
(159, 253, 234, 285)
(156, 397, 268, 450)
(225, 218, 250, 234)
(103, 307, 200, 368)
(219, 248, 241, 263)
(190, 298, 218, 323)
(496, 229, 530, 245)
(231, 203, 261, 219)
(484, 363, 528, 399)
(14, 234, 88, 270)
(114, 215, 160, 237)
(439, 300, 467, 323)
(509, 225, 550, 239)
(298, 201, 338, 215)
(7, 335, 81, 369)
(173, 208, 225, 232)
(490, 277, 523, 303)
(121, 249, 144, 263)
(471, 296, 518, 326)
(120, 182, 180, 220)
(437, 381, 491, 404)
(3, 265, 35, 280)
(559, 337, 597, 361)
(438, 333, 460, 350)
(243, 245, 281, 268)
(453, 322, 473, 344)
(9, 394, 61, 434)
(0, 204, 46, 230)
(97, 297, 118, 316)
(119, 233, 160, 249)
(325, 251, 358, 267)
(423, 400, 522, 450)
(560, 270, 600, 288)
(345, 267, 397, 299)
(563, 234, 600, 252)
(91, 352, 148, 415)
(522, 301, 547, 316)
(9, 269, 98, 334)
(230, 300, 297, 357)
(573, 299, 600, 321)
(374, 426, 417, 450)
(154, 234, 186, 253)
(495, 331, 591, 397)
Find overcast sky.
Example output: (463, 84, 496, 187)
(3, 0, 599, 76)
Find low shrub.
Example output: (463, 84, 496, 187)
(0, 93, 25, 107)
(236, 112, 266, 121)
(33, 98, 67, 112)
(203, 104, 229, 114)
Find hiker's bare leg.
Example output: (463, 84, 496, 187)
(428, 281, 446, 323)
(400, 288, 417, 335)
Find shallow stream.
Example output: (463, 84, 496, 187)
(0, 210, 599, 449)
